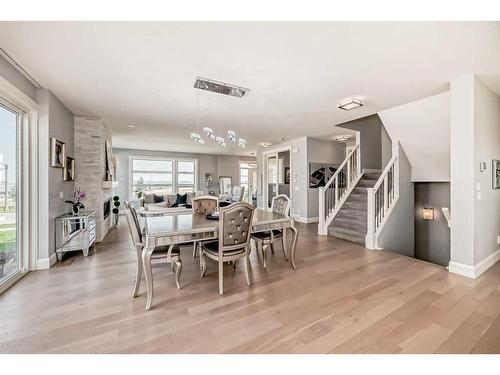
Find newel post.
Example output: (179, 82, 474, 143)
(318, 186, 326, 235)
(365, 187, 376, 249)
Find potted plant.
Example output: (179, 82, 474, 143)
(112, 195, 120, 228)
(65, 187, 86, 215)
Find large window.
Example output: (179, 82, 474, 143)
(0, 101, 21, 288)
(130, 157, 197, 198)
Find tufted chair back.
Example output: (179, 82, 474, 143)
(192, 196, 219, 215)
(124, 201, 143, 247)
(219, 202, 255, 252)
(271, 194, 291, 217)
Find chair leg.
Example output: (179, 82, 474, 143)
(244, 250, 252, 286)
(174, 259, 182, 290)
(200, 251, 207, 278)
(132, 247, 142, 298)
(218, 260, 224, 295)
(192, 242, 198, 258)
(281, 237, 289, 261)
(262, 243, 268, 268)
(270, 241, 275, 254)
(233, 259, 238, 270)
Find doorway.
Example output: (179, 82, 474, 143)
(239, 161, 257, 205)
(264, 148, 291, 210)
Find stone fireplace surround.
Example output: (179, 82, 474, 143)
(74, 116, 113, 242)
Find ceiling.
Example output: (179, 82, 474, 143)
(0, 22, 498, 155)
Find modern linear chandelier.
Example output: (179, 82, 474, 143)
(189, 78, 249, 149)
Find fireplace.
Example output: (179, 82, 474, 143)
(103, 198, 111, 220)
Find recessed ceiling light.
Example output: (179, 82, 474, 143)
(277, 138, 284, 142)
(259, 142, 272, 148)
(128, 125, 135, 129)
(334, 135, 351, 142)
(338, 98, 363, 111)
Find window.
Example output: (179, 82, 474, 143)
(130, 157, 197, 198)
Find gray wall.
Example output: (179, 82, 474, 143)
(0, 55, 37, 101)
(36, 89, 75, 256)
(113, 147, 255, 203)
(414, 182, 450, 266)
(377, 144, 414, 257)
(306, 137, 346, 218)
(338, 114, 384, 170)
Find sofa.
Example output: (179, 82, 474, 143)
(140, 192, 197, 213)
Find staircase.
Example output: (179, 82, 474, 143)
(328, 172, 381, 244)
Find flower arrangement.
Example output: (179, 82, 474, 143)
(134, 177, 144, 199)
(65, 187, 86, 214)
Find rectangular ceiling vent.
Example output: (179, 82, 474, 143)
(194, 77, 249, 98)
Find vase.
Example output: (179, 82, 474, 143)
(72, 205, 79, 215)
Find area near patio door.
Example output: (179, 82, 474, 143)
(0, 102, 19, 286)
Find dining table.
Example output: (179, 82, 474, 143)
(139, 209, 298, 310)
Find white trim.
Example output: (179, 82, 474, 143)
(36, 253, 58, 270)
(263, 145, 293, 213)
(0, 74, 44, 286)
(291, 214, 319, 224)
(448, 249, 500, 279)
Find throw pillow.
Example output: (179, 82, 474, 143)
(143, 193, 154, 204)
(153, 194, 164, 203)
(176, 193, 187, 205)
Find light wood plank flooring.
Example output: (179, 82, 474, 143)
(0, 221, 499, 353)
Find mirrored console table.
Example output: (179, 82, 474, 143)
(55, 211, 96, 261)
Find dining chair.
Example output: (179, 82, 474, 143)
(251, 194, 291, 268)
(124, 201, 183, 294)
(231, 186, 245, 202)
(199, 202, 255, 295)
(191, 196, 219, 258)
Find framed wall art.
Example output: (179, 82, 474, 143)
(50, 138, 66, 168)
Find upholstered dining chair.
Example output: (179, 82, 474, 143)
(124, 201, 183, 294)
(251, 194, 291, 268)
(199, 202, 255, 295)
(231, 186, 245, 202)
(191, 196, 219, 258)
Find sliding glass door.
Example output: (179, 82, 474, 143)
(0, 102, 21, 287)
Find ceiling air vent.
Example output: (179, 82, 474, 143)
(194, 77, 249, 98)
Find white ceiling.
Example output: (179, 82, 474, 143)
(0, 22, 498, 155)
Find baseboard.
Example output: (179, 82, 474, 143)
(36, 252, 58, 270)
(474, 249, 500, 278)
(291, 215, 319, 224)
(448, 249, 500, 279)
(448, 261, 475, 279)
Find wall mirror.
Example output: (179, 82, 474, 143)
(219, 176, 232, 195)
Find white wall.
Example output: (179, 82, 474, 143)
(449, 74, 500, 278)
(378, 92, 450, 182)
(377, 144, 414, 257)
(473, 77, 500, 265)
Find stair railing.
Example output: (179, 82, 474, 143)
(365, 143, 400, 249)
(318, 144, 361, 235)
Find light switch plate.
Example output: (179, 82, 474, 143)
(480, 162, 487, 172)
(59, 192, 64, 199)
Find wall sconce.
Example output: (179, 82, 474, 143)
(422, 207, 434, 221)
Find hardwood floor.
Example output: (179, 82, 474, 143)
(0, 221, 499, 353)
